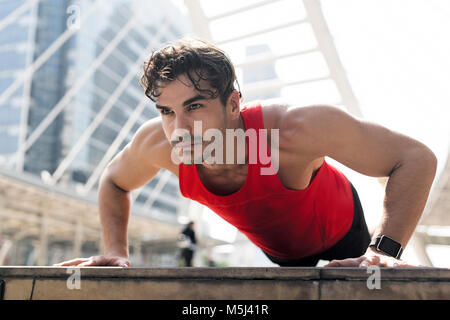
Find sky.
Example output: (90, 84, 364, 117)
(321, 0, 450, 165)
(321, 0, 450, 267)
(176, 0, 450, 267)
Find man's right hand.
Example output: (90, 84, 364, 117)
(53, 255, 130, 267)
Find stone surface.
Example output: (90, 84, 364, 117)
(0, 266, 320, 279)
(31, 279, 319, 300)
(2, 279, 34, 300)
(1, 267, 449, 300)
(321, 280, 450, 300)
(320, 267, 450, 280)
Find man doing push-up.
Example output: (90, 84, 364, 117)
(55, 38, 437, 268)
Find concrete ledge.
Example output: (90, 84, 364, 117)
(1, 267, 449, 300)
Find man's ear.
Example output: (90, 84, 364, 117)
(227, 90, 241, 120)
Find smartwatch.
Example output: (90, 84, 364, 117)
(369, 235, 403, 259)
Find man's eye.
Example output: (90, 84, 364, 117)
(189, 104, 202, 110)
(160, 109, 173, 115)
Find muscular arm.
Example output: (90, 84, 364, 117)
(281, 104, 437, 256)
(99, 118, 166, 258)
(55, 119, 166, 266)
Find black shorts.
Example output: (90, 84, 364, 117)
(263, 181, 371, 267)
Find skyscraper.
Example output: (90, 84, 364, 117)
(0, 0, 38, 169)
(0, 0, 191, 217)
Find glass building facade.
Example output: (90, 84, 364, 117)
(0, 0, 37, 168)
(0, 0, 191, 217)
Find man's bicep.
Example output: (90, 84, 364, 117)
(297, 105, 431, 177)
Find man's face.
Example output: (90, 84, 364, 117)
(155, 73, 231, 165)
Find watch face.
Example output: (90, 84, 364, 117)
(378, 236, 402, 256)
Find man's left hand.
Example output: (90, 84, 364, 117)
(323, 246, 426, 268)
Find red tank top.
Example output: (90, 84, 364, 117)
(179, 101, 354, 259)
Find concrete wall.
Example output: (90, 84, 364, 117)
(0, 267, 449, 300)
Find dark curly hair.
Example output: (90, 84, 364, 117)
(140, 37, 241, 106)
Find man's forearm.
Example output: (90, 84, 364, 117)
(372, 149, 437, 249)
(98, 173, 131, 258)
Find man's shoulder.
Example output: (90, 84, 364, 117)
(257, 99, 289, 130)
(259, 101, 345, 160)
(133, 117, 165, 147)
(259, 100, 317, 131)
(132, 117, 172, 167)
(259, 100, 344, 132)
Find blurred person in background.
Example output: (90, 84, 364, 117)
(177, 221, 197, 267)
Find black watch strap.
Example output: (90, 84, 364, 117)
(369, 235, 403, 259)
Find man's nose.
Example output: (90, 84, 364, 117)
(174, 114, 191, 132)
(171, 115, 192, 146)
